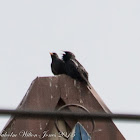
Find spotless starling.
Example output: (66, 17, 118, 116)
(50, 52, 66, 75)
(62, 51, 91, 88)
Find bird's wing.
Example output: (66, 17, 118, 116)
(74, 59, 89, 80)
(66, 59, 91, 88)
(69, 59, 89, 82)
(67, 59, 80, 76)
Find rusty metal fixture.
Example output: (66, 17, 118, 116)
(55, 104, 95, 139)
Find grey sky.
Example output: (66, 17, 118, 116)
(0, 1, 140, 139)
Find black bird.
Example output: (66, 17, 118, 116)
(62, 51, 91, 88)
(50, 52, 66, 75)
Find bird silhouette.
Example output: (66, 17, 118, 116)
(62, 51, 91, 88)
(50, 52, 66, 75)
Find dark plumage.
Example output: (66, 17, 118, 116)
(62, 51, 91, 88)
(50, 52, 65, 75)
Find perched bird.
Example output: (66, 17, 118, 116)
(50, 52, 66, 75)
(62, 51, 91, 88)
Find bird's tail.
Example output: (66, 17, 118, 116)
(86, 81, 92, 90)
(82, 78, 92, 90)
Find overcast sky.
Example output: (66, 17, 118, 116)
(0, 1, 140, 139)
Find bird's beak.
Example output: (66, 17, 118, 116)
(49, 52, 53, 55)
